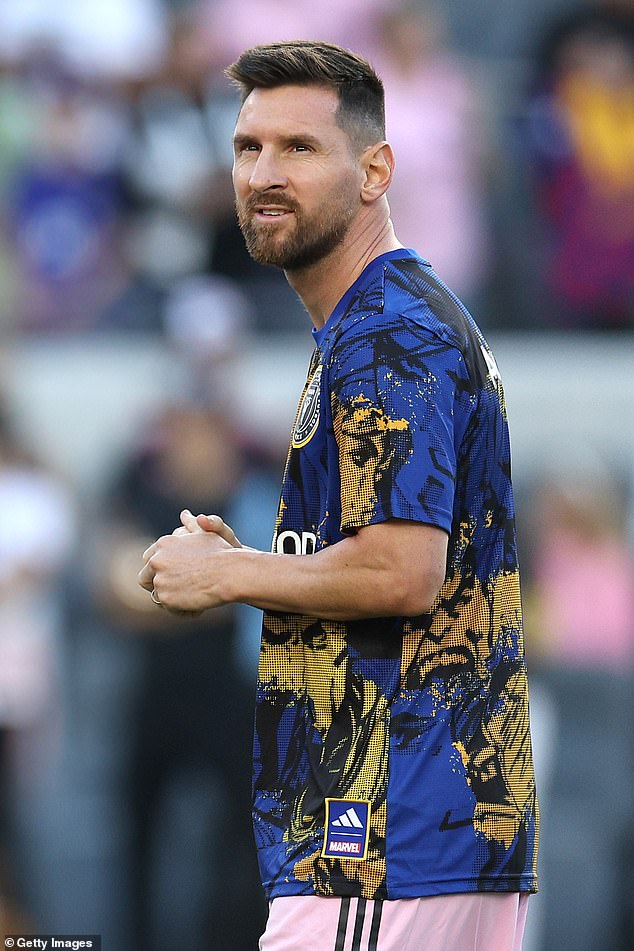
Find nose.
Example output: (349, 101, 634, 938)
(248, 148, 287, 192)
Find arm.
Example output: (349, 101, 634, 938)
(139, 516, 447, 621)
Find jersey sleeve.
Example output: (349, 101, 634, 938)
(328, 312, 468, 534)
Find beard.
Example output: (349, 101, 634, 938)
(236, 190, 357, 271)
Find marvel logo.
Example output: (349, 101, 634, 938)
(327, 840, 362, 854)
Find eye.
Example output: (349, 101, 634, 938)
(234, 140, 260, 155)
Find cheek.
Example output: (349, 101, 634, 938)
(232, 163, 250, 197)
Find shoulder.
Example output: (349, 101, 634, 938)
(324, 309, 471, 415)
(327, 307, 467, 384)
(319, 253, 496, 392)
(324, 254, 475, 353)
(381, 259, 502, 393)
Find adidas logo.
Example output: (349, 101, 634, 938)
(323, 800, 369, 860)
(332, 807, 364, 830)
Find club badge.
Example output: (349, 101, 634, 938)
(292, 363, 322, 448)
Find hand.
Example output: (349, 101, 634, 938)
(138, 510, 241, 615)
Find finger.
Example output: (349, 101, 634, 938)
(172, 526, 189, 536)
(197, 514, 242, 548)
(138, 563, 155, 592)
(142, 541, 158, 562)
(196, 513, 220, 531)
(180, 509, 203, 534)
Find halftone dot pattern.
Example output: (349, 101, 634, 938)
(253, 250, 538, 901)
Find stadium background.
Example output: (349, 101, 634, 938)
(0, 1, 631, 949)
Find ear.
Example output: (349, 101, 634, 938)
(360, 141, 395, 204)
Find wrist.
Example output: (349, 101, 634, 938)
(213, 546, 253, 606)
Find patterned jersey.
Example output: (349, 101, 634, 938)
(254, 249, 539, 900)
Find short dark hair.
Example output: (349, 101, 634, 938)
(225, 40, 385, 150)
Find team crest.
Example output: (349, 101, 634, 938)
(292, 363, 322, 448)
(322, 798, 371, 861)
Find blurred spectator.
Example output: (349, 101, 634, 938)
(372, 1, 493, 307)
(119, 9, 224, 295)
(114, 5, 302, 336)
(523, 0, 634, 329)
(527, 466, 634, 668)
(0, 401, 76, 933)
(88, 398, 278, 951)
(523, 454, 634, 950)
(2, 55, 131, 334)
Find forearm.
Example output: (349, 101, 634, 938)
(216, 531, 442, 620)
(141, 516, 447, 619)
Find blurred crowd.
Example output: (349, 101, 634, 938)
(0, 1, 632, 950)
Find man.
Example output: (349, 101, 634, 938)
(139, 41, 538, 951)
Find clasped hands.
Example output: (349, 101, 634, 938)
(138, 509, 242, 616)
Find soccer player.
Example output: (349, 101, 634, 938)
(139, 41, 538, 951)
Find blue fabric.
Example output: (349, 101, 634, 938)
(253, 250, 538, 900)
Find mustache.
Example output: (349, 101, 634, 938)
(241, 193, 299, 214)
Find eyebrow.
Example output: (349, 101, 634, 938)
(233, 131, 324, 151)
(233, 133, 257, 150)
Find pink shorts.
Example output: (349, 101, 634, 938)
(259, 892, 529, 951)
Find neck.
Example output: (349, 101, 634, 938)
(285, 207, 403, 330)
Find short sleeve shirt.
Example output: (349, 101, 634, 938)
(253, 249, 538, 901)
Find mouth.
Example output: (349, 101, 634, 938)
(247, 199, 294, 222)
(253, 206, 294, 221)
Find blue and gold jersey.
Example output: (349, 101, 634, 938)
(254, 249, 538, 900)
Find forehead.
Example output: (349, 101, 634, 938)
(234, 84, 343, 142)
